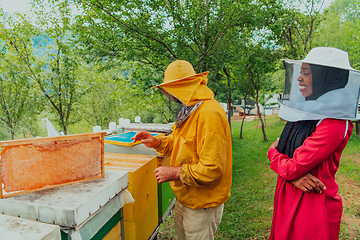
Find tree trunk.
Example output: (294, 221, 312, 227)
(240, 97, 246, 139)
(63, 125, 67, 135)
(9, 129, 14, 140)
(356, 120, 360, 137)
(255, 94, 267, 141)
(223, 67, 232, 136)
(227, 86, 232, 135)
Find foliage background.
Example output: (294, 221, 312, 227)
(0, 0, 359, 140)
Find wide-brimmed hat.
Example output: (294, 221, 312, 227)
(278, 47, 360, 121)
(152, 60, 209, 88)
(282, 47, 358, 71)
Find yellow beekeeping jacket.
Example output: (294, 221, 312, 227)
(155, 73, 232, 209)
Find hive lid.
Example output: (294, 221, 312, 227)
(0, 170, 128, 229)
(0, 214, 61, 240)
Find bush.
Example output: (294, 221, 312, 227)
(140, 111, 155, 123)
(153, 113, 167, 123)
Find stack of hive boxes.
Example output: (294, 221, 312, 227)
(104, 153, 158, 240)
(0, 132, 131, 240)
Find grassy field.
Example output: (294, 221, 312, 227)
(158, 115, 360, 239)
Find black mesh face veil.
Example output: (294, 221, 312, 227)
(158, 86, 182, 104)
(305, 64, 349, 101)
(282, 61, 293, 101)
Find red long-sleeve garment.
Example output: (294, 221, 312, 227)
(267, 118, 353, 240)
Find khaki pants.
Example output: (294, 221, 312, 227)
(174, 201, 224, 240)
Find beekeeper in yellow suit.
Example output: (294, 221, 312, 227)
(132, 60, 232, 240)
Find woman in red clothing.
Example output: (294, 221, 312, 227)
(268, 47, 360, 240)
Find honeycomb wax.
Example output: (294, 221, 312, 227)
(1, 137, 102, 193)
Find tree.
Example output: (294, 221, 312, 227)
(241, 45, 279, 141)
(73, 0, 255, 68)
(314, 0, 360, 69)
(0, 58, 35, 139)
(268, 0, 327, 59)
(52, 0, 320, 139)
(78, 65, 122, 128)
(0, 14, 44, 140)
(237, 78, 256, 140)
(6, 1, 86, 134)
(121, 61, 182, 123)
(68, 0, 262, 122)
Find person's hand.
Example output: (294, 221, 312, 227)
(269, 138, 279, 151)
(154, 166, 180, 184)
(131, 131, 161, 148)
(292, 173, 326, 193)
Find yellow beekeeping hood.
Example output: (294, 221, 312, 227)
(153, 60, 214, 105)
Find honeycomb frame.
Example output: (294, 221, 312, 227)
(0, 132, 106, 198)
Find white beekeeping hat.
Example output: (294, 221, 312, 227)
(278, 47, 360, 121)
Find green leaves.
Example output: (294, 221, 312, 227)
(1, 0, 358, 139)
(314, 0, 360, 69)
(0, 1, 85, 135)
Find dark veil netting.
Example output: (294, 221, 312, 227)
(306, 64, 349, 101)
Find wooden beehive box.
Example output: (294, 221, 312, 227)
(0, 132, 106, 198)
(104, 153, 158, 240)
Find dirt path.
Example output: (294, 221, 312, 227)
(338, 154, 360, 238)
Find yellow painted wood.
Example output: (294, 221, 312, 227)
(104, 153, 158, 240)
(103, 222, 121, 240)
(124, 158, 157, 222)
(124, 198, 158, 240)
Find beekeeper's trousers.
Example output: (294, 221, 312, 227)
(174, 201, 224, 240)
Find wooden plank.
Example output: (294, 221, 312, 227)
(104, 152, 155, 160)
(102, 153, 158, 240)
(101, 134, 105, 178)
(102, 221, 121, 240)
(105, 158, 148, 165)
(0, 132, 107, 147)
(0, 163, 2, 199)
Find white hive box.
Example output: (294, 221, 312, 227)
(0, 214, 61, 240)
(0, 170, 129, 229)
(124, 123, 173, 134)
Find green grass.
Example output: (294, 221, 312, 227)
(158, 116, 360, 240)
(217, 116, 282, 239)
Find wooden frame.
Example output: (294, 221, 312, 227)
(0, 132, 106, 198)
(104, 131, 164, 146)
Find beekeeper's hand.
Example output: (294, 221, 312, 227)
(292, 173, 326, 193)
(268, 138, 279, 151)
(154, 166, 180, 184)
(131, 131, 161, 148)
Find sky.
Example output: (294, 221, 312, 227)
(0, 0, 336, 14)
(0, 0, 34, 14)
